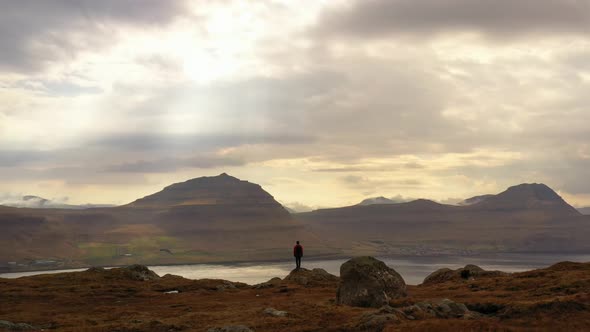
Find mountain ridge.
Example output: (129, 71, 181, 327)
(468, 183, 580, 215)
(1, 177, 589, 271)
(126, 173, 284, 210)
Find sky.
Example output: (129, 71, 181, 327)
(1, 0, 590, 211)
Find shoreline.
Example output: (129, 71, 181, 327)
(3, 252, 590, 279)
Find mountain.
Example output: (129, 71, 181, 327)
(358, 196, 397, 205)
(457, 194, 494, 206)
(467, 183, 580, 215)
(357, 195, 411, 206)
(2, 179, 590, 272)
(296, 183, 590, 256)
(0, 195, 115, 209)
(127, 173, 283, 209)
(578, 207, 590, 215)
(0, 174, 324, 270)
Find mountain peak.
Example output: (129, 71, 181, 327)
(127, 174, 279, 208)
(404, 199, 446, 209)
(470, 183, 580, 215)
(358, 196, 396, 206)
(502, 183, 561, 201)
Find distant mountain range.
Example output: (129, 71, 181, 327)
(1, 175, 589, 271)
(0, 195, 115, 209)
(357, 196, 410, 206)
(297, 183, 587, 256)
(578, 207, 590, 215)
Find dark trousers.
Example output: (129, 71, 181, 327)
(295, 255, 302, 269)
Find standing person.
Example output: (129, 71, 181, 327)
(293, 241, 303, 269)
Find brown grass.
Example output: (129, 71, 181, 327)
(1, 262, 590, 331)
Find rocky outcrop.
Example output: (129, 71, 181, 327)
(284, 268, 338, 286)
(355, 305, 403, 331)
(423, 264, 507, 285)
(263, 307, 288, 317)
(354, 299, 478, 331)
(0, 320, 35, 331)
(119, 265, 160, 281)
(253, 277, 282, 289)
(336, 256, 406, 308)
(85, 265, 160, 281)
(215, 280, 237, 291)
(402, 299, 479, 319)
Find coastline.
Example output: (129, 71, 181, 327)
(3, 252, 590, 281)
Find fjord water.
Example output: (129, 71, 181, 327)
(2, 254, 590, 285)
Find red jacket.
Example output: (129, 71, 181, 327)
(293, 244, 303, 257)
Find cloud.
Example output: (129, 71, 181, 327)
(0, 0, 188, 73)
(314, 0, 590, 40)
(2, 1, 590, 208)
(0, 193, 66, 208)
(104, 155, 246, 173)
(93, 132, 316, 153)
(0, 150, 50, 167)
(281, 201, 320, 213)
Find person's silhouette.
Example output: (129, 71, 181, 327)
(293, 241, 303, 269)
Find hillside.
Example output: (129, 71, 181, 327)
(297, 184, 590, 256)
(1, 261, 589, 331)
(0, 174, 326, 272)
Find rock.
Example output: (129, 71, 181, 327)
(422, 268, 454, 284)
(216, 280, 237, 291)
(402, 299, 478, 319)
(123, 264, 160, 281)
(433, 299, 470, 318)
(207, 325, 254, 332)
(0, 320, 35, 330)
(284, 268, 338, 286)
(355, 306, 404, 331)
(336, 256, 407, 308)
(423, 265, 507, 285)
(253, 277, 282, 289)
(84, 265, 160, 281)
(263, 307, 288, 317)
(86, 266, 106, 273)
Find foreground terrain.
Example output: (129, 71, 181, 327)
(1, 261, 590, 331)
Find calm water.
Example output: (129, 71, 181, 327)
(2, 254, 590, 285)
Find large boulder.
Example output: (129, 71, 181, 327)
(336, 256, 406, 308)
(423, 264, 507, 285)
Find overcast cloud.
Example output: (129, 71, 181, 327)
(315, 0, 590, 40)
(1, 0, 589, 208)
